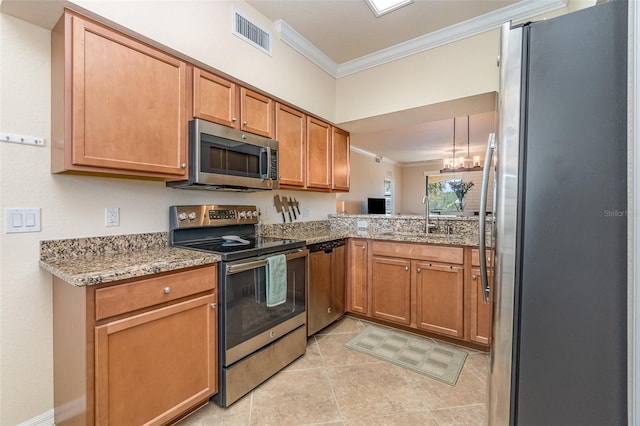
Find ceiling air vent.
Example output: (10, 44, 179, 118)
(233, 10, 272, 56)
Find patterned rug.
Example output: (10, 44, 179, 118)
(345, 325, 467, 386)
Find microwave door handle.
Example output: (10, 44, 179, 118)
(260, 147, 270, 180)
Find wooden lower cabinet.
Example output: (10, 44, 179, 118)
(470, 267, 493, 345)
(53, 265, 218, 426)
(346, 239, 368, 314)
(415, 262, 464, 338)
(347, 240, 493, 348)
(370, 256, 412, 326)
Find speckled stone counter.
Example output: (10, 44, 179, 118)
(40, 232, 220, 287)
(262, 216, 492, 247)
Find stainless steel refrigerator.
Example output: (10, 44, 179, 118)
(479, 1, 628, 424)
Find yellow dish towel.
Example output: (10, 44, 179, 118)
(266, 254, 287, 307)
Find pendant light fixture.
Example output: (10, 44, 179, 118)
(440, 115, 484, 173)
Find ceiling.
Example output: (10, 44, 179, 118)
(247, 0, 519, 64)
(247, 0, 538, 165)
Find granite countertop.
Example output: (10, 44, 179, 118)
(40, 223, 484, 288)
(39, 233, 220, 287)
(355, 231, 480, 246)
(272, 229, 480, 247)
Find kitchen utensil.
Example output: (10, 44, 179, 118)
(284, 196, 297, 220)
(273, 195, 286, 222)
(292, 198, 301, 216)
(282, 197, 293, 221)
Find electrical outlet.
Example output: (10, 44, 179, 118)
(105, 208, 119, 227)
(357, 220, 368, 228)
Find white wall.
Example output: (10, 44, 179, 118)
(335, 30, 501, 124)
(338, 150, 402, 214)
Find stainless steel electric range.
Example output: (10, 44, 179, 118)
(169, 205, 307, 407)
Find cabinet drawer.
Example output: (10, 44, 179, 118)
(95, 266, 217, 320)
(371, 241, 463, 264)
(471, 249, 494, 267)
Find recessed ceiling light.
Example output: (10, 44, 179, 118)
(365, 0, 414, 17)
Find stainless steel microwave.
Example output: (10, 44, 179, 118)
(167, 119, 279, 191)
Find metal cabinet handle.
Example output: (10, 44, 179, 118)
(472, 274, 478, 281)
(405, 266, 409, 271)
(180, 163, 187, 169)
(361, 246, 366, 250)
(232, 117, 237, 122)
(163, 287, 171, 294)
(328, 307, 332, 313)
(417, 268, 421, 273)
(243, 120, 248, 126)
(210, 303, 217, 309)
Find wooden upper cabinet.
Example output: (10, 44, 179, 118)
(51, 10, 188, 178)
(331, 127, 350, 191)
(192, 68, 238, 128)
(275, 103, 306, 187)
(306, 117, 332, 190)
(240, 88, 274, 138)
(192, 71, 273, 138)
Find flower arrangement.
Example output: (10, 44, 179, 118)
(449, 180, 474, 211)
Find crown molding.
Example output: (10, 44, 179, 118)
(350, 145, 399, 165)
(276, 0, 567, 78)
(275, 19, 338, 76)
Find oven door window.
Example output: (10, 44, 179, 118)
(200, 133, 267, 179)
(223, 255, 305, 350)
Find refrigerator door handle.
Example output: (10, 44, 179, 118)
(479, 133, 495, 304)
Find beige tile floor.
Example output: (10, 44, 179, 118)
(175, 316, 489, 426)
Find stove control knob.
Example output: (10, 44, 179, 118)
(178, 212, 187, 221)
(187, 212, 197, 220)
(252, 211, 259, 217)
(239, 211, 247, 219)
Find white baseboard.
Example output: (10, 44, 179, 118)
(17, 409, 55, 426)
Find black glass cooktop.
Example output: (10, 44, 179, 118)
(174, 236, 305, 261)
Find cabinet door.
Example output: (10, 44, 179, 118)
(307, 250, 333, 336)
(193, 68, 238, 128)
(331, 127, 350, 191)
(240, 88, 274, 138)
(371, 256, 412, 325)
(415, 262, 464, 338)
(347, 239, 368, 314)
(95, 294, 217, 425)
(275, 103, 306, 187)
(331, 244, 346, 321)
(68, 12, 187, 177)
(306, 117, 332, 190)
(470, 267, 493, 344)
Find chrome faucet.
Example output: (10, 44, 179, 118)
(422, 195, 430, 233)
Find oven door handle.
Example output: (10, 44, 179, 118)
(225, 249, 306, 275)
(226, 259, 268, 275)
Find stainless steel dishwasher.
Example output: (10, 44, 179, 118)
(307, 239, 346, 336)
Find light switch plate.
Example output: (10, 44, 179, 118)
(5, 208, 41, 233)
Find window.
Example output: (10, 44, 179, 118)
(426, 174, 462, 212)
(384, 178, 393, 214)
